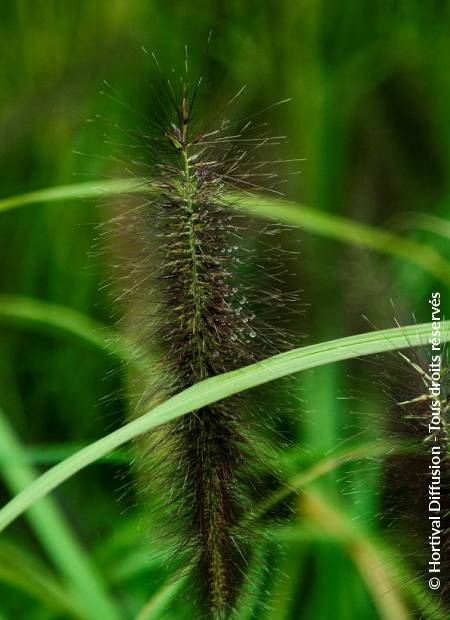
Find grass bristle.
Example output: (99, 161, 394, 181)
(373, 341, 450, 611)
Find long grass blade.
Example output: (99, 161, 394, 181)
(0, 541, 84, 619)
(0, 295, 147, 370)
(0, 321, 447, 534)
(300, 491, 412, 620)
(0, 180, 449, 285)
(0, 407, 123, 620)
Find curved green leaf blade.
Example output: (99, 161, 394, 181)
(0, 295, 146, 370)
(0, 408, 122, 620)
(240, 195, 450, 286)
(1, 179, 449, 285)
(0, 321, 447, 534)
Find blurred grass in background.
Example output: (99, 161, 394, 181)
(0, 1, 449, 619)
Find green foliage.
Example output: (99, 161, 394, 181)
(1, 2, 449, 619)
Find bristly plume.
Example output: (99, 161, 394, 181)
(99, 51, 301, 619)
(372, 331, 450, 613)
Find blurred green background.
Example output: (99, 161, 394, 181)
(0, 2, 449, 619)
